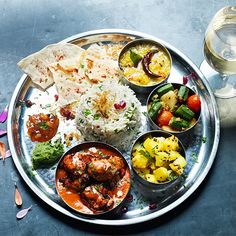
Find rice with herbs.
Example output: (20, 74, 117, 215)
(76, 80, 142, 150)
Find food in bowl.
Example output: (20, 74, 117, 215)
(26, 113, 59, 142)
(131, 132, 186, 184)
(119, 39, 171, 87)
(56, 142, 131, 215)
(147, 83, 201, 132)
(75, 80, 142, 150)
(32, 138, 64, 169)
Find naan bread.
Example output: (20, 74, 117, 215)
(49, 57, 91, 106)
(81, 44, 121, 83)
(17, 43, 84, 90)
(50, 44, 122, 106)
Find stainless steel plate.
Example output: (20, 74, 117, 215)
(7, 29, 220, 225)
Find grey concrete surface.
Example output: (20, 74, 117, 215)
(0, 0, 236, 235)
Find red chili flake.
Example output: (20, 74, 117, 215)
(101, 74, 106, 78)
(126, 194, 133, 203)
(120, 206, 128, 214)
(25, 100, 33, 107)
(17, 100, 34, 108)
(54, 94, 59, 101)
(149, 203, 157, 210)
(60, 107, 75, 120)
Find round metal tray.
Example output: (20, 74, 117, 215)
(7, 29, 220, 225)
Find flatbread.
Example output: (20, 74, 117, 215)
(49, 56, 91, 106)
(17, 43, 84, 90)
(81, 44, 121, 83)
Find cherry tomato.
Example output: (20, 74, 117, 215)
(157, 110, 173, 126)
(187, 94, 201, 113)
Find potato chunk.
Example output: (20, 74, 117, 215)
(132, 153, 148, 169)
(169, 156, 187, 175)
(145, 174, 157, 183)
(143, 137, 157, 157)
(155, 151, 169, 167)
(160, 90, 177, 111)
(153, 167, 169, 182)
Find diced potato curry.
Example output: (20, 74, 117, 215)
(132, 135, 186, 183)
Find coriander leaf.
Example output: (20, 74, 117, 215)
(83, 109, 91, 116)
(139, 150, 153, 162)
(202, 136, 207, 143)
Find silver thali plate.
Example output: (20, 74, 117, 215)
(7, 29, 220, 225)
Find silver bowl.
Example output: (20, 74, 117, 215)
(118, 38, 172, 93)
(55, 141, 131, 216)
(131, 130, 186, 198)
(146, 82, 201, 134)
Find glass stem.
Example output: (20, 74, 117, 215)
(220, 74, 229, 86)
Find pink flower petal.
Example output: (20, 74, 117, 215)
(0, 149, 11, 160)
(0, 129, 7, 137)
(0, 105, 8, 123)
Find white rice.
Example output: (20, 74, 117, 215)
(76, 80, 142, 150)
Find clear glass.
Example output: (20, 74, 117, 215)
(203, 6, 236, 98)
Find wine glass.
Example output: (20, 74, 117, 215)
(201, 6, 236, 99)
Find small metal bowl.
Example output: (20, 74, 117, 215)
(118, 38, 172, 93)
(55, 141, 131, 216)
(131, 130, 186, 198)
(147, 82, 201, 134)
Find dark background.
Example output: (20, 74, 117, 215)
(1, 0, 236, 235)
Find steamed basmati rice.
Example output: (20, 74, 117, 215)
(76, 80, 142, 150)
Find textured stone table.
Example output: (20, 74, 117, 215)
(1, 0, 236, 235)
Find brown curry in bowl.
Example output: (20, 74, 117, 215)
(55, 142, 131, 215)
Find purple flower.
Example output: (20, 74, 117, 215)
(0, 105, 8, 123)
(0, 129, 7, 137)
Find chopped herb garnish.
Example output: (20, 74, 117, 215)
(142, 111, 148, 117)
(98, 151, 108, 159)
(192, 152, 198, 163)
(202, 136, 207, 143)
(83, 109, 91, 116)
(80, 64, 84, 68)
(39, 121, 49, 130)
(169, 171, 178, 181)
(93, 114, 100, 120)
(139, 150, 153, 162)
(42, 104, 51, 109)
